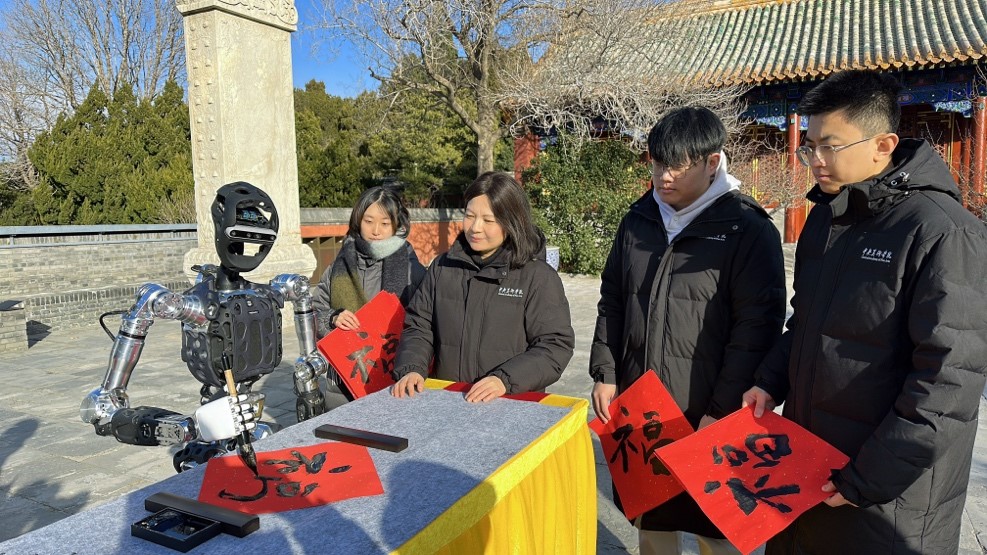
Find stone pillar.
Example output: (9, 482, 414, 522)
(176, 0, 315, 283)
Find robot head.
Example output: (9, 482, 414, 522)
(212, 182, 279, 273)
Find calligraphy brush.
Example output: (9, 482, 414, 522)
(222, 352, 259, 476)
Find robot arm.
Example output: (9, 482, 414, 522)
(271, 273, 333, 421)
(80, 282, 254, 446)
(271, 273, 318, 355)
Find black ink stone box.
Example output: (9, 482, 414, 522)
(131, 508, 222, 552)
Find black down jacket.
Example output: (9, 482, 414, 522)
(591, 189, 786, 535)
(757, 139, 987, 555)
(393, 234, 574, 393)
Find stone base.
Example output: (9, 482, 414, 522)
(0, 306, 28, 353)
(183, 243, 316, 284)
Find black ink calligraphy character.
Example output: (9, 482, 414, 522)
(380, 333, 399, 356)
(218, 475, 279, 502)
(712, 444, 749, 467)
(347, 345, 375, 383)
(277, 481, 302, 497)
(274, 480, 319, 498)
(723, 475, 800, 516)
(266, 450, 327, 474)
(745, 433, 793, 468)
(640, 411, 674, 476)
(609, 423, 638, 474)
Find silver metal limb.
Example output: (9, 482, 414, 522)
(270, 273, 318, 356)
(271, 273, 332, 422)
(80, 283, 206, 435)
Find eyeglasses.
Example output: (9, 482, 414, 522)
(653, 159, 701, 178)
(796, 136, 880, 166)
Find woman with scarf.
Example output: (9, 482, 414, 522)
(312, 186, 426, 409)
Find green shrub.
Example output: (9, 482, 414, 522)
(524, 137, 650, 275)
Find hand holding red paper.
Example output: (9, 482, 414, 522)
(317, 292, 405, 398)
(656, 406, 850, 555)
(587, 370, 693, 520)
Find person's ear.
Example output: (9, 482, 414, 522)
(875, 133, 899, 162)
(707, 152, 721, 178)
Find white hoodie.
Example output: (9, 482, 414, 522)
(653, 150, 741, 243)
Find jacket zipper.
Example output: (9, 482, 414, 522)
(793, 223, 856, 426)
(644, 215, 740, 384)
(460, 267, 474, 382)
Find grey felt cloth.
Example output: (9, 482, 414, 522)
(0, 389, 568, 554)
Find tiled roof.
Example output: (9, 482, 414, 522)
(585, 0, 987, 87)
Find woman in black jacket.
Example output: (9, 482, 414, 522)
(390, 172, 575, 402)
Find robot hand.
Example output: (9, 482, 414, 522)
(194, 393, 261, 442)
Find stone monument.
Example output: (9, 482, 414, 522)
(176, 0, 316, 283)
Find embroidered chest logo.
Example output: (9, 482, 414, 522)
(498, 287, 524, 299)
(701, 234, 727, 242)
(860, 247, 893, 264)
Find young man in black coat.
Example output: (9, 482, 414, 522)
(591, 107, 786, 554)
(744, 69, 987, 554)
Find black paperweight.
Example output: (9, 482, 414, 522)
(314, 423, 409, 452)
(131, 508, 222, 552)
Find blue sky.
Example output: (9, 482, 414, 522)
(291, 0, 375, 97)
(0, 0, 375, 98)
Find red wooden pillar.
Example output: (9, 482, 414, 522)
(513, 133, 540, 183)
(961, 117, 972, 189)
(783, 111, 805, 243)
(973, 96, 986, 198)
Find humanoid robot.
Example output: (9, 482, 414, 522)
(80, 182, 334, 471)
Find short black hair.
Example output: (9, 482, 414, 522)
(798, 70, 902, 135)
(348, 185, 411, 239)
(464, 172, 541, 269)
(647, 106, 727, 168)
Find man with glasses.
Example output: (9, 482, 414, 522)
(744, 69, 987, 554)
(591, 106, 786, 554)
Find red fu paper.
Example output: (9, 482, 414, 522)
(588, 370, 693, 520)
(317, 291, 404, 398)
(199, 442, 384, 514)
(656, 407, 850, 555)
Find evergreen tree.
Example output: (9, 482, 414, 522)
(14, 81, 193, 224)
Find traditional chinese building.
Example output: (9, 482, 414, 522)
(519, 0, 987, 242)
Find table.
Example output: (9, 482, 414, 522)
(0, 381, 596, 554)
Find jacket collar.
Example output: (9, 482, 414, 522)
(447, 234, 512, 279)
(630, 188, 747, 228)
(806, 138, 961, 223)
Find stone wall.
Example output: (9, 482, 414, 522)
(0, 211, 466, 352)
(0, 225, 196, 350)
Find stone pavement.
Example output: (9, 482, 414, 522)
(1, 269, 986, 553)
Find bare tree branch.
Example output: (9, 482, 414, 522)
(0, 0, 184, 188)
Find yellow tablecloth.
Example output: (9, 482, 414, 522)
(395, 380, 597, 554)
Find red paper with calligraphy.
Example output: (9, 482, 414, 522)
(317, 291, 404, 398)
(656, 407, 850, 554)
(198, 442, 384, 514)
(587, 370, 693, 520)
